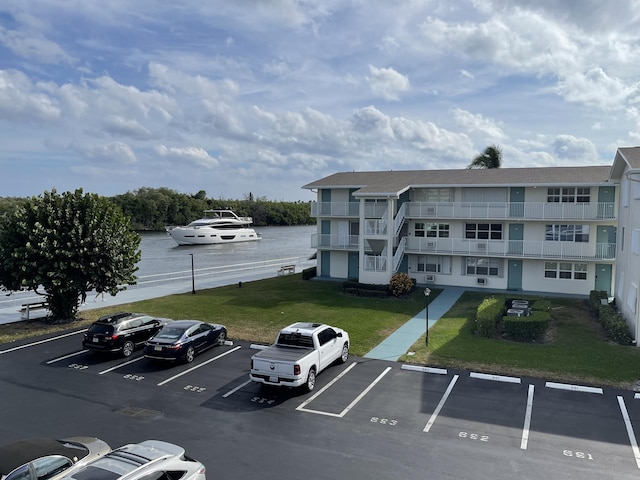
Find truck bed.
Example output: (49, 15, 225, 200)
(252, 345, 313, 363)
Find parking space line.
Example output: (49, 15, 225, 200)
(618, 396, 640, 469)
(545, 382, 603, 394)
(401, 365, 447, 375)
(423, 374, 459, 433)
(99, 356, 146, 374)
(470, 372, 521, 384)
(297, 364, 391, 418)
(46, 350, 89, 364)
(521, 384, 535, 450)
(0, 330, 84, 354)
(157, 345, 241, 386)
(295, 362, 357, 415)
(222, 379, 252, 398)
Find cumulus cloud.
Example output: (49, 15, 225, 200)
(85, 142, 137, 164)
(103, 115, 153, 140)
(551, 135, 598, 162)
(0, 27, 74, 65)
(452, 108, 507, 143)
(367, 65, 410, 101)
(557, 68, 640, 111)
(154, 145, 219, 168)
(0, 69, 60, 121)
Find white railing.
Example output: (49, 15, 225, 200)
(364, 203, 389, 219)
(394, 202, 407, 235)
(404, 201, 616, 220)
(393, 236, 406, 272)
(311, 233, 359, 249)
(365, 218, 388, 235)
(404, 237, 616, 260)
(364, 253, 387, 271)
(311, 202, 360, 217)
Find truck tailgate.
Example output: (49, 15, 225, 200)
(252, 346, 312, 375)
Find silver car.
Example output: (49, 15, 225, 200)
(0, 437, 111, 480)
(59, 440, 206, 480)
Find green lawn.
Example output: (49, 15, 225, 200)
(2, 275, 639, 389)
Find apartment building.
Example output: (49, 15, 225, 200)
(609, 147, 640, 341)
(303, 165, 618, 298)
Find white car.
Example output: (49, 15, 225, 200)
(59, 440, 206, 480)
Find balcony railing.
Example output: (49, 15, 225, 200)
(404, 201, 616, 220)
(364, 254, 387, 272)
(404, 237, 616, 260)
(364, 218, 388, 235)
(310, 201, 360, 217)
(311, 233, 359, 250)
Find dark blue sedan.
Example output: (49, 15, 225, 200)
(143, 320, 227, 363)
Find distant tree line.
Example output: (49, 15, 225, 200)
(0, 187, 315, 231)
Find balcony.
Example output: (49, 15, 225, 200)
(404, 201, 616, 221)
(310, 201, 360, 217)
(310, 201, 389, 218)
(404, 236, 616, 260)
(311, 233, 359, 250)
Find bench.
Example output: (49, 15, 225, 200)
(19, 301, 49, 320)
(277, 265, 296, 276)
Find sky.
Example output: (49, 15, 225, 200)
(1, 1, 639, 202)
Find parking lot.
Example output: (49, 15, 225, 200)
(2, 328, 640, 480)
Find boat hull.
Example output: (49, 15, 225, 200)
(167, 227, 261, 245)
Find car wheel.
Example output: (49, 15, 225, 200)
(339, 342, 349, 364)
(217, 330, 227, 346)
(122, 341, 135, 358)
(304, 368, 316, 392)
(185, 346, 195, 363)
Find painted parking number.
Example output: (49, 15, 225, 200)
(371, 417, 398, 426)
(459, 432, 489, 442)
(563, 450, 593, 460)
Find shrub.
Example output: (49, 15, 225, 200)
(596, 303, 633, 345)
(531, 299, 551, 312)
(503, 311, 550, 341)
(476, 296, 503, 337)
(589, 290, 609, 309)
(389, 273, 415, 297)
(302, 266, 316, 280)
(342, 281, 389, 297)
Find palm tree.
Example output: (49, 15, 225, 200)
(468, 145, 502, 169)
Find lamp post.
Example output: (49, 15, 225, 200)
(424, 287, 431, 347)
(189, 254, 196, 294)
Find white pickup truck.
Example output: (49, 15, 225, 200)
(249, 322, 350, 392)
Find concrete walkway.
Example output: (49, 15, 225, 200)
(364, 287, 465, 361)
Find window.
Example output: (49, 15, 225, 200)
(318, 328, 337, 346)
(544, 262, 587, 280)
(547, 187, 590, 203)
(415, 223, 425, 237)
(415, 255, 451, 274)
(425, 223, 450, 238)
(465, 223, 503, 240)
(414, 188, 453, 202)
(465, 257, 501, 276)
(545, 224, 589, 242)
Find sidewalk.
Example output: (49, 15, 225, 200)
(364, 287, 465, 361)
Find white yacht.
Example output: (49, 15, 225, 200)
(166, 209, 261, 245)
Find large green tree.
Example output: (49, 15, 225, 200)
(0, 189, 141, 321)
(468, 144, 502, 169)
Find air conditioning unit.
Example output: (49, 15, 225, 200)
(476, 277, 488, 285)
(476, 243, 487, 251)
(426, 241, 436, 249)
(426, 207, 436, 215)
(425, 274, 436, 283)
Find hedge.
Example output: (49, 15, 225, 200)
(476, 296, 503, 337)
(503, 311, 550, 341)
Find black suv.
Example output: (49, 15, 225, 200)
(82, 312, 170, 357)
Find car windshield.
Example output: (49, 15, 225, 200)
(154, 327, 186, 340)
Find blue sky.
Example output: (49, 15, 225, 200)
(1, 1, 639, 201)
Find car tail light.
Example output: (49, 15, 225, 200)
(294, 364, 301, 375)
(196, 465, 206, 475)
(105, 334, 119, 341)
(250, 359, 253, 370)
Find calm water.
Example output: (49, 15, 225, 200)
(0, 225, 316, 310)
(137, 225, 316, 279)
